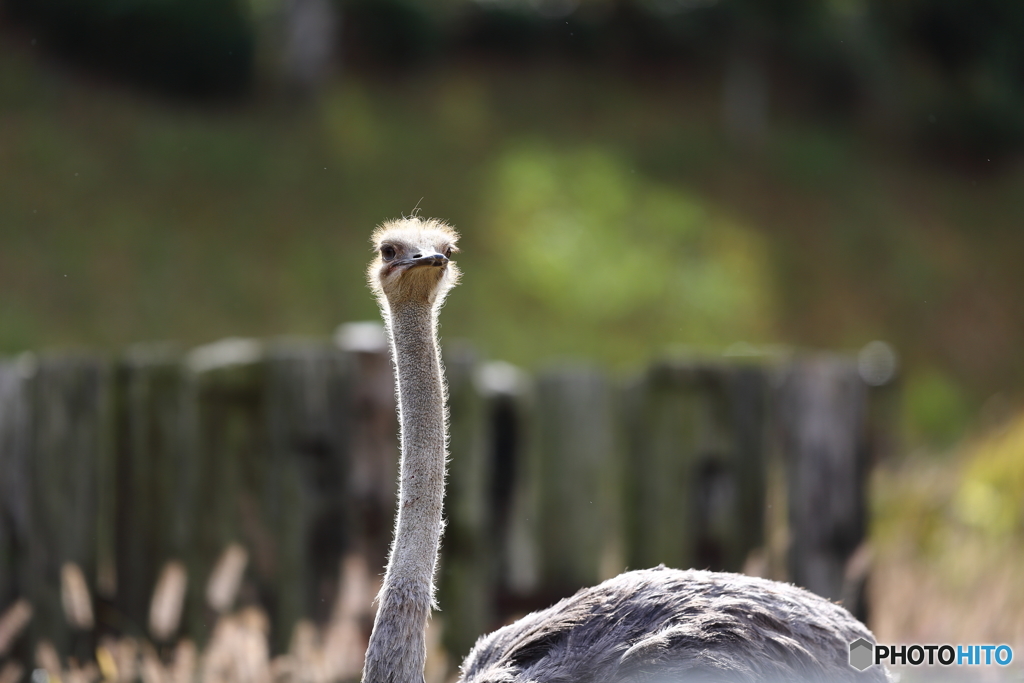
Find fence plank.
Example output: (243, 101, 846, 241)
(180, 338, 356, 652)
(335, 325, 399, 578)
(437, 345, 492, 662)
(113, 344, 193, 640)
(264, 341, 354, 650)
(0, 334, 883, 667)
(774, 355, 869, 616)
(185, 339, 266, 645)
(729, 365, 770, 571)
(529, 366, 623, 597)
(624, 361, 766, 574)
(473, 361, 529, 619)
(0, 360, 31, 621)
(24, 355, 111, 659)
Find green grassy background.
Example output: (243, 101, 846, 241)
(3, 44, 1023, 448)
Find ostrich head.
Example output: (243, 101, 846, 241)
(368, 217, 461, 309)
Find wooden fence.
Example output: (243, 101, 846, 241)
(0, 327, 895, 667)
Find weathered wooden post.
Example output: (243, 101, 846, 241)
(527, 365, 624, 599)
(184, 337, 355, 653)
(113, 344, 193, 640)
(474, 361, 530, 620)
(0, 359, 31, 622)
(264, 340, 353, 647)
(183, 338, 266, 644)
(22, 354, 112, 659)
(334, 323, 399, 579)
(436, 344, 492, 663)
(774, 354, 870, 619)
(623, 360, 766, 574)
(729, 364, 770, 571)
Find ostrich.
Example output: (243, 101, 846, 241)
(362, 216, 888, 683)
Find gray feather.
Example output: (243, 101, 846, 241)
(461, 567, 888, 683)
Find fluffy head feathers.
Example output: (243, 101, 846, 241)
(368, 217, 461, 309)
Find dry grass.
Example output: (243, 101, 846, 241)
(1, 549, 422, 683)
(870, 413, 1024, 650)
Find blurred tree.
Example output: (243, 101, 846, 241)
(6, 0, 1023, 163)
(5, 0, 254, 96)
(475, 144, 776, 362)
(340, 0, 441, 67)
(869, 0, 1024, 160)
(247, 0, 341, 96)
(904, 368, 971, 448)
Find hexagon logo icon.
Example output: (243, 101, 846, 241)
(849, 638, 874, 671)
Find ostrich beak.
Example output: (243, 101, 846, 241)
(409, 254, 448, 268)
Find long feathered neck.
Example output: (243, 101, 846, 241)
(363, 299, 448, 683)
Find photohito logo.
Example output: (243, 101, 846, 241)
(848, 640, 1014, 671)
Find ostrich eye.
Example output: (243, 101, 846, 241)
(381, 245, 397, 261)
(444, 247, 452, 258)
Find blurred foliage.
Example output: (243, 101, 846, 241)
(870, 432, 1024, 644)
(474, 145, 773, 361)
(342, 0, 442, 67)
(873, 410, 1024, 556)
(4, 0, 252, 96)
(5, 0, 1024, 159)
(869, 0, 1024, 161)
(870, 410, 1024, 645)
(2, 34, 1024, 440)
(338, 0, 1023, 161)
(903, 369, 971, 448)
(871, 456, 951, 559)
(953, 413, 1024, 538)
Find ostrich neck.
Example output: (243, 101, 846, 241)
(363, 300, 447, 683)
(385, 301, 447, 596)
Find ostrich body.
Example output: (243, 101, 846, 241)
(363, 217, 887, 683)
(460, 568, 885, 683)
